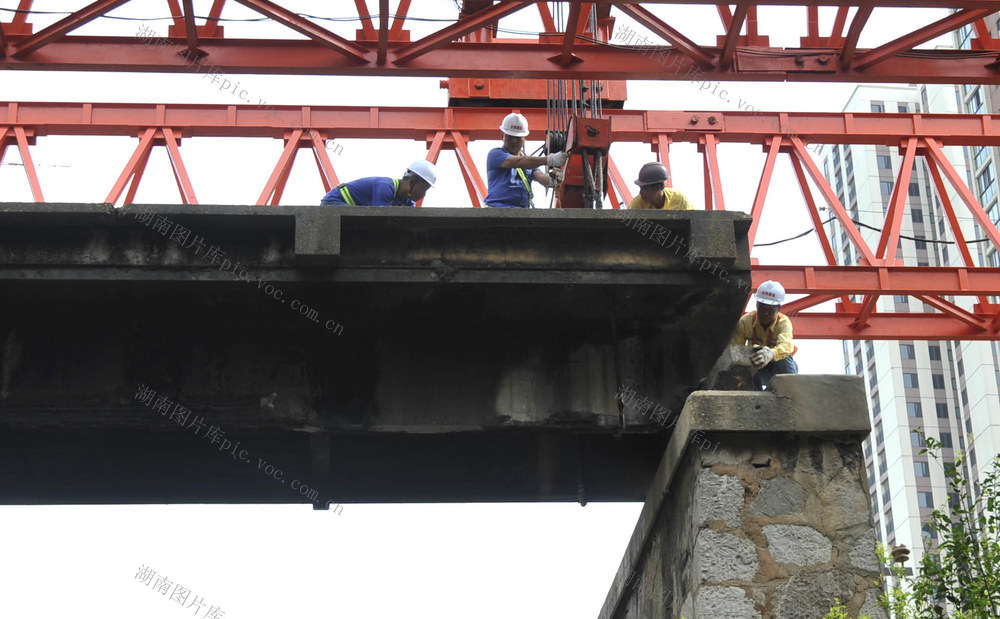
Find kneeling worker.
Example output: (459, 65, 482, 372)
(320, 160, 436, 206)
(729, 280, 799, 390)
(484, 112, 568, 208)
(628, 162, 693, 210)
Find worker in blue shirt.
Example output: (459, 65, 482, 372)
(484, 113, 569, 208)
(320, 160, 437, 206)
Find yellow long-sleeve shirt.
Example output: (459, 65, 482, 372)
(729, 311, 796, 361)
(628, 188, 694, 210)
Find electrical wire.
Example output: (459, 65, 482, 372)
(756, 215, 998, 247)
(756, 217, 836, 247)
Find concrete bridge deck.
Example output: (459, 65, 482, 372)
(0, 203, 750, 506)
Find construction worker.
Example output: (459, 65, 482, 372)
(484, 112, 569, 208)
(320, 160, 436, 206)
(730, 280, 799, 390)
(628, 162, 694, 210)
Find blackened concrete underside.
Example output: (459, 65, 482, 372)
(0, 203, 751, 505)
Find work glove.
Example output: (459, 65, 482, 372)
(547, 151, 570, 167)
(549, 167, 565, 186)
(751, 346, 775, 368)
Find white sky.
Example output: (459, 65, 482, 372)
(0, 3, 959, 617)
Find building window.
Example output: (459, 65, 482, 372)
(907, 402, 923, 417)
(915, 239, 927, 250)
(978, 167, 996, 204)
(922, 523, 938, 540)
(871, 103, 885, 113)
(877, 155, 892, 170)
(866, 342, 875, 360)
(975, 145, 989, 170)
(879, 457, 888, 476)
(929, 345, 941, 361)
(880, 181, 894, 195)
(904, 373, 919, 388)
(911, 433, 926, 447)
(936, 403, 948, 418)
(898, 103, 910, 113)
(915, 461, 931, 477)
(958, 360, 965, 376)
(968, 88, 984, 114)
(900, 343, 916, 358)
(962, 389, 969, 405)
(911, 208, 923, 223)
(941, 432, 953, 448)
(909, 182, 920, 197)
(918, 491, 935, 508)
(932, 374, 945, 389)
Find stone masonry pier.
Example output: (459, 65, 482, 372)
(599, 374, 883, 619)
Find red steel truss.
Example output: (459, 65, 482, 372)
(2, 101, 1000, 340)
(1, 1, 1000, 83)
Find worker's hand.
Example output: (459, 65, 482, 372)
(547, 151, 570, 167)
(751, 346, 774, 368)
(549, 167, 564, 186)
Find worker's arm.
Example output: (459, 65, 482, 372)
(501, 155, 548, 170)
(729, 313, 751, 346)
(770, 315, 795, 360)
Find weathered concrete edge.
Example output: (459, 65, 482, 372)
(597, 374, 870, 619)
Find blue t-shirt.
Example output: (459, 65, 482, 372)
(484, 148, 536, 208)
(320, 177, 414, 206)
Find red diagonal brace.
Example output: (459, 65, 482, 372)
(720, 2, 750, 69)
(257, 129, 304, 206)
(841, 5, 874, 69)
(854, 8, 993, 70)
(106, 128, 156, 205)
(395, 0, 533, 64)
(615, 3, 714, 68)
(162, 127, 198, 205)
(233, 0, 368, 62)
(13, 0, 129, 58)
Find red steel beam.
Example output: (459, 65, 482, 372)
(753, 266, 1000, 296)
(14, 104, 1000, 147)
(3, 37, 1000, 83)
(766, 314, 1000, 340)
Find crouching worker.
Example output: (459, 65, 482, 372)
(729, 280, 799, 390)
(320, 160, 436, 206)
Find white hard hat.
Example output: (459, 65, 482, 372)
(755, 280, 786, 306)
(500, 112, 529, 137)
(406, 160, 437, 186)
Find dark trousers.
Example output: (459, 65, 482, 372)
(754, 356, 799, 390)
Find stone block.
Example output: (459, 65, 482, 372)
(764, 524, 832, 566)
(847, 528, 880, 574)
(750, 477, 805, 517)
(694, 586, 760, 619)
(859, 588, 889, 619)
(694, 470, 744, 528)
(772, 571, 856, 619)
(694, 530, 760, 584)
(819, 468, 873, 530)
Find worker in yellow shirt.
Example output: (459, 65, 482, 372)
(730, 280, 799, 390)
(628, 162, 694, 210)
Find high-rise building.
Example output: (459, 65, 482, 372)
(818, 83, 1000, 564)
